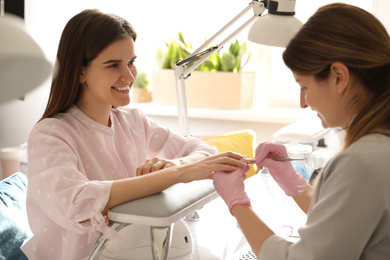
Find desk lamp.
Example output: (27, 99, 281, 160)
(174, 0, 303, 136)
(0, 0, 52, 104)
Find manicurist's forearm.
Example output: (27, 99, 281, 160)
(231, 204, 274, 258)
(293, 185, 313, 214)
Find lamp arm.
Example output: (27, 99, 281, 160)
(182, 15, 257, 78)
(177, 1, 266, 79)
(174, 0, 266, 136)
(0, 0, 4, 16)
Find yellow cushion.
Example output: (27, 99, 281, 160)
(200, 129, 258, 178)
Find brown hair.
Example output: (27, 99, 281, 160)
(283, 3, 390, 148)
(39, 9, 137, 122)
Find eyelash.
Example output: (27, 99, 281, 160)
(108, 60, 136, 68)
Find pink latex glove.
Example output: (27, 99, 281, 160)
(255, 142, 309, 197)
(213, 161, 251, 215)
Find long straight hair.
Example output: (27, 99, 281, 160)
(39, 9, 137, 122)
(283, 3, 390, 148)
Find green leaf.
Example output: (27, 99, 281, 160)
(155, 32, 250, 72)
(161, 40, 176, 69)
(155, 47, 166, 69)
(178, 32, 186, 47)
(221, 52, 235, 72)
(134, 71, 150, 89)
(228, 40, 240, 57)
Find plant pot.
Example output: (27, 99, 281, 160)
(132, 87, 152, 103)
(151, 70, 256, 109)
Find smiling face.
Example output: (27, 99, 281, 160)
(293, 63, 353, 129)
(77, 37, 137, 125)
(294, 73, 334, 128)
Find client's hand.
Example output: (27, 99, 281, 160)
(255, 142, 309, 197)
(213, 160, 251, 215)
(177, 151, 247, 183)
(136, 157, 176, 176)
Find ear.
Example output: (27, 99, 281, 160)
(79, 67, 86, 84)
(330, 62, 349, 94)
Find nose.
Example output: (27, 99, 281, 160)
(300, 90, 308, 109)
(120, 66, 136, 83)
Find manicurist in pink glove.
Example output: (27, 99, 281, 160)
(213, 160, 251, 215)
(214, 3, 390, 259)
(255, 142, 310, 197)
(255, 142, 312, 213)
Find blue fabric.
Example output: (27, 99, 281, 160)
(0, 172, 31, 260)
(292, 162, 309, 181)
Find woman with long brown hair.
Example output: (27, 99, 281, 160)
(214, 3, 390, 259)
(22, 9, 246, 260)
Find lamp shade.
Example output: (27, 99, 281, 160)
(248, 14, 303, 48)
(0, 14, 52, 104)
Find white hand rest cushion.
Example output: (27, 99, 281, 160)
(108, 179, 218, 226)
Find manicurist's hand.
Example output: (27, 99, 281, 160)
(213, 159, 251, 215)
(255, 142, 309, 197)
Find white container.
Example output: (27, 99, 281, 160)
(311, 148, 333, 171)
(287, 144, 313, 177)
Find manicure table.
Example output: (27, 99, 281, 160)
(88, 179, 218, 260)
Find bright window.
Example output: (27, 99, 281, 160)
(26, 0, 386, 110)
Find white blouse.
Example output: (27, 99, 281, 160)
(22, 105, 217, 260)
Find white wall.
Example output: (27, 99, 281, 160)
(0, 79, 50, 149)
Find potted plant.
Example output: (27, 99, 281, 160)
(132, 71, 152, 103)
(152, 32, 256, 109)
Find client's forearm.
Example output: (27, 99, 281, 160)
(173, 153, 209, 165)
